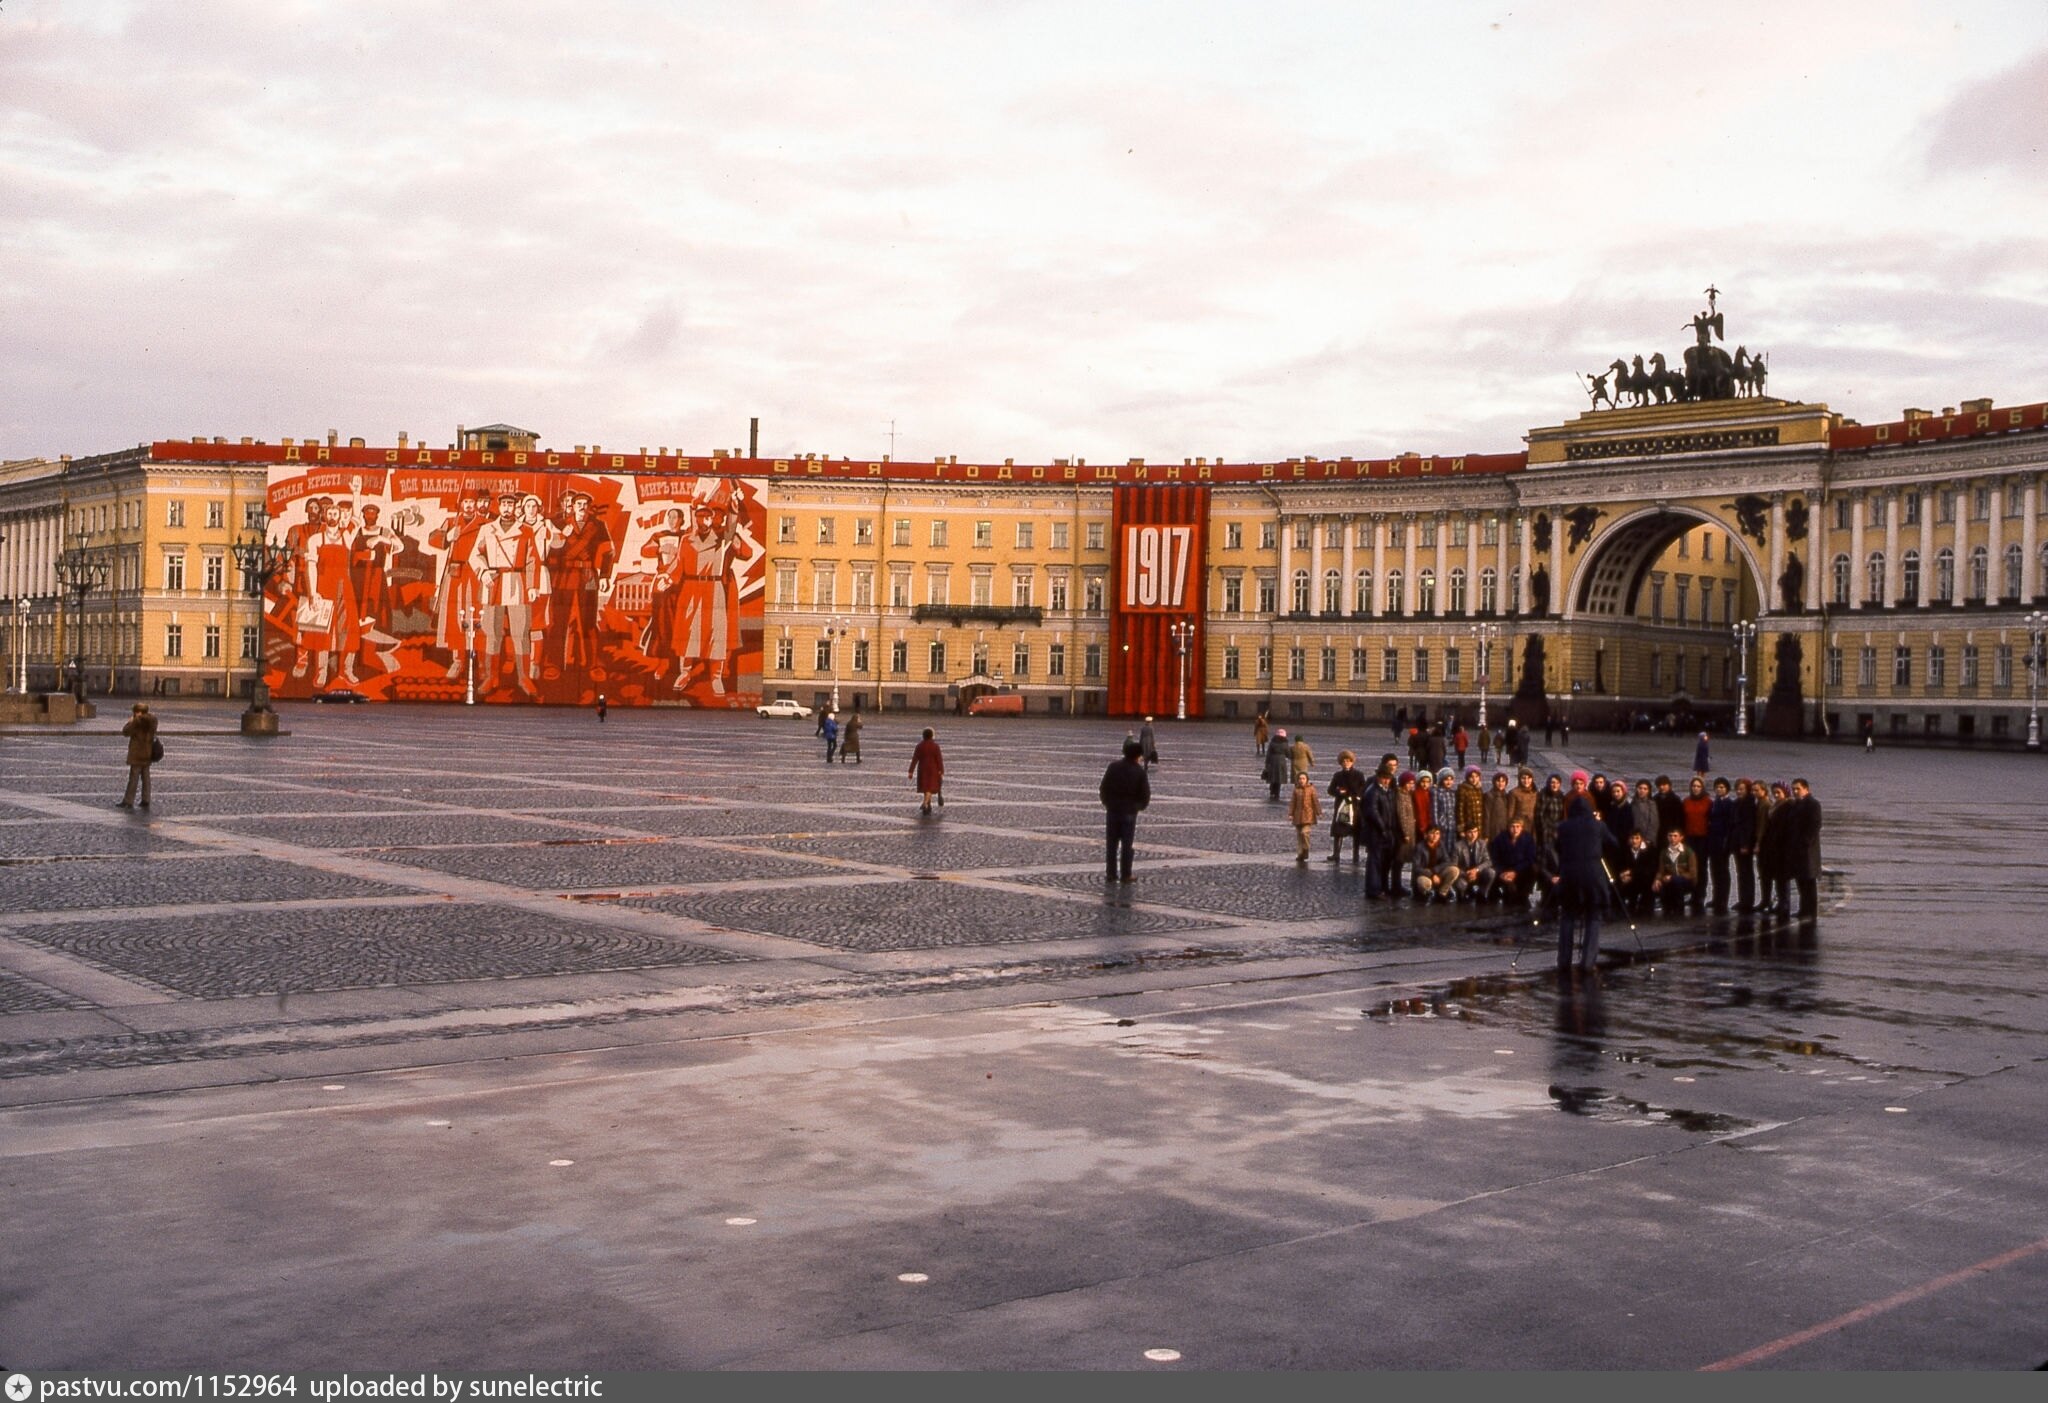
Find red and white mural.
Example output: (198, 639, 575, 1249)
(1108, 484, 1210, 718)
(260, 466, 765, 706)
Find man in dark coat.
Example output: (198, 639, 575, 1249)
(1360, 765, 1401, 899)
(1551, 796, 1620, 974)
(1775, 778, 1824, 919)
(1704, 777, 1737, 913)
(1099, 738, 1152, 883)
(1325, 750, 1368, 864)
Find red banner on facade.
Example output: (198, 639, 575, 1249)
(1109, 484, 1209, 719)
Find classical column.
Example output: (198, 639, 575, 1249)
(1463, 512, 1479, 617)
(1517, 514, 1533, 613)
(1987, 481, 2005, 602)
(1309, 514, 1325, 617)
(1402, 515, 1417, 615)
(1433, 513, 1449, 618)
(1339, 516, 1355, 618)
(1370, 514, 1386, 618)
(1882, 490, 1900, 608)
(1767, 492, 1787, 613)
(1548, 514, 1564, 618)
(1919, 489, 1936, 608)
(2023, 475, 2041, 602)
(1849, 490, 1866, 607)
(1953, 480, 1969, 609)
(1495, 513, 1511, 614)
(1277, 511, 1293, 615)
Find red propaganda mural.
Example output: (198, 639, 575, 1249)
(260, 467, 766, 706)
(1108, 484, 1209, 718)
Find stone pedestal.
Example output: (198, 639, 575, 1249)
(1762, 696, 1804, 738)
(241, 708, 281, 737)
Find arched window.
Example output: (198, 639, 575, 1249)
(1417, 569, 1437, 614)
(1969, 546, 1988, 600)
(1448, 567, 1467, 614)
(1385, 570, 1404, 613)
(1831, 553, 1851, 606)
(1935, 547, 1955, 603)
(1865, 551, 1886, 604)
(1479, 567, 1498, 613)
(2002, 544, 2023, 601)
(1900, 549, 1920, 605)
(1322, 569, 1342, 614)
(1354, 570, 1372, 613)
(1291, 569, 1310, 614)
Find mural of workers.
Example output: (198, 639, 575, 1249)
(261, 468, 763, 707)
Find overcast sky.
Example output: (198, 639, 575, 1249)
(5, 1, 2045, 465)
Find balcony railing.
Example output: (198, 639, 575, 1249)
(911, 604, 1044, 626)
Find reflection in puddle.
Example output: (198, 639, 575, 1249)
(1545, 1084, 1752, 1132)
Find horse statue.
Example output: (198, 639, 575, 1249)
(1647, 351, 1688, 405)
(1684, 340, 1737, 400)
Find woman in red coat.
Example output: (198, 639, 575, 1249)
(909, 728, 945, 814)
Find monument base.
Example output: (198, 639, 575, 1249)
(241, 708, 281, 737)
(1762, 696, 1805, 738)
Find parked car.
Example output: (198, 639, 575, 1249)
(314, 689, 368, 704)
(967, 690, 1023, 716)
(756, 698, 814, 719)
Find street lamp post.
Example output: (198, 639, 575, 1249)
(2026, 609, 2045, 753)
(53, 533, 108, 705)
(462, 606, 479, 705)
(1731, 619, 1756, 737)
(1169, 618, 1194, 721)
(1471, 620, 1498, 733)
(13, 598, 27, 694)
(231, 514, 295, 732)
(825, 617, 853, 713)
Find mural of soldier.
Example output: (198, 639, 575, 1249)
(429, 488, 491, 680)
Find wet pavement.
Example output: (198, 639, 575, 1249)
(1, 704, 2044, 1370)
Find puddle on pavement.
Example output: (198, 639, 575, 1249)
(1544, 1084, 1752, 1133)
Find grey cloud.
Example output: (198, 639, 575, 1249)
(1924, 49, 2048, 177)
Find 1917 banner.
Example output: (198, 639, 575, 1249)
(260, 466, 765, 706)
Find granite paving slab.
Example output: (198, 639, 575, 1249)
(0, 854, 417, 912)
(624, 880, 1225, 951)
(0, 969, 89, 1015)
(21, 903, 748, 998)
(200, 813, 602, 848)
(362, 840, 842, 890)
(597, 806, 905, 839)
(752, 828, 1102, 872)
(1015, 861, 1386, 921)
(0, 822, 205, 861)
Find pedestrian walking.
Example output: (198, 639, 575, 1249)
(1289, 731, 1315, 785)
(1262, 729, 1290, 800)
(1544, 714, 1557, 745)
(909, 727, 945, 813)
(594, 693, 607, 722)
(822, 711, 839, 764)
(1138, 716, 1159, 770)
(1861, 717, 1875, 753)
(1453, 723, 1469, 771)
(118, 703, 158, 809)
(1100, 737, 1150, 882)
(1325, 750, 1366, 863)
(840, 711, 862, 763)
(1253, 709, 1270, 757)
(1478, 726, 1493, 765)
(1692, 730, 1711, 780)
(1289, 773, 1322, 864)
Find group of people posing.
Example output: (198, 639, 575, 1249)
(1292, 746, 1825, 926)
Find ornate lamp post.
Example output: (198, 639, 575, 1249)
(1169, 618, 1194, 721)
(2025, 609, 2045, 753)
(1731, 619, 1756, 737)
(231, 514, 295, 732)
(1471, 620, 1498, 733)
(54, 533, 108, 705)
(14, 597, 27, 694)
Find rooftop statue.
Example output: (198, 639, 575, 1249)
(1586, 286, 1770, 409)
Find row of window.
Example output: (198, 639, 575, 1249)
(775, 637, 1101, 681)
(777, 516, 1106, 552)
(1826, 643, 2020, 690)
(1828, 543, 2045, 606)
(1835, 483, 2041, 530)
(3, 622, 260, 661)
(68, 500, 265, 535)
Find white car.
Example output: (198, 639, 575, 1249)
(756, 698, 815, 719)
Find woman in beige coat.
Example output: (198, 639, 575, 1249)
(1288, 773, 1323, 864)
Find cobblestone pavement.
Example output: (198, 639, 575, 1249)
(2, 703, 2046, 1368)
